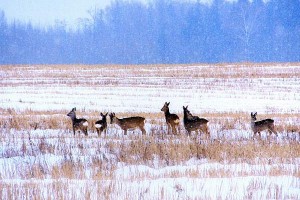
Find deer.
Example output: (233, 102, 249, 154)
(161, 102, 180, 134)
(67, 107, 88, 136)
(250, 112, 277, 138)
(183, 106, 209, 136)
(95, 112, 108, 136)
(109, 113, 146, 135)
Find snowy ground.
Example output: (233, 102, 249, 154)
(1, 64, 300, 113)
(0, 64, 300, 199)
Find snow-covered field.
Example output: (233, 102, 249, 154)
(0, 64, 300, 199)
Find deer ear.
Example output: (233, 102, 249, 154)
(100, 112, 103, 116)
(167, 102, 170, 105)
(105, 112, 108, 116)
(255, 112, 257, 115)
(186, 105, 188, 109)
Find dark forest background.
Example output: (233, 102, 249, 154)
(1, 0, 300, 64)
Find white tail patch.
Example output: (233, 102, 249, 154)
(174, 119, 180, 124)
(95, 124, 102, 128)
(83, 121, 88, 127)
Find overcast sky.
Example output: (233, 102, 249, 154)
(0, 0, 270, 29)
(0, 0, 114, 29)
(0, 0, 204, 29)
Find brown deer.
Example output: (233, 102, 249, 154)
(251, 112, 277, 137)
(183, 106, 209, 136)
(161, 102, 180, 134)
(109, 113, 146, 135)
(95, 112, 108, 136)
(67, 107, 88, 136)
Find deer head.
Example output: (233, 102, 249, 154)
(109, 112, 116, 124)
(67, 107, 76, 119)
(100, 112, 108, 120)
(183, 105, 189, 112)
(161, 102, 170, 112)
(251, 112, 257, 121)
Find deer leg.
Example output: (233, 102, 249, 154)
(73, 126, 76, 136)
(201, 128, 207, 140)
(187, 129, 191, 136)
(100, 127, 105, 137)
(252, 132, 255, 140)
(270, 125, 278, 136)
(167, 124, 171, 135)
(124, 129, 127, 135)
(199, 127, 204, 136)
(140, 126, 146, 135)
(96, 128, 100, 136)
(204, 125, 210, 135)
(267, 129, 272, 137)
(84, 127, 88, 136)
(172, 124, 178, 135)
(253, 131, 259, 140)
(102, 128, 106, 137)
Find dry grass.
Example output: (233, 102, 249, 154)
(1, 108, 299, 138)
(1, 123, 299, 199)
(1, 130, 299, 179)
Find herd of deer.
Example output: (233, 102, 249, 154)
(67, 102, 278, 138)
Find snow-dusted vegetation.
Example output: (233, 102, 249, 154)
(1, 64, 300, 199)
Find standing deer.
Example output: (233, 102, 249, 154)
(251, 112, 277, 138)
(109, 113, 146, 135)
(95, 112, 108, 136)
(161, 102, 180, 134)
(183, 106, 209, 136)
(67, 107, 88, 136)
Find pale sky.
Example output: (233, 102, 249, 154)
(0, 0, 267, 30)
(0, 0, 113, 29)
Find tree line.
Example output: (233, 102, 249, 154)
(0, 0, 300, 64)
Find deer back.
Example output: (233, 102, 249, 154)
(251, 112, 275, 132)
(67, 107, 88, 128)
(183, 106, 208, 130)
(166, 114, 180, 125)
(74, 118, 88, 128)
(253, 119, 274, 132)
(118, 116, 145, 129)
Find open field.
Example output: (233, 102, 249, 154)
(1, 63, 300, 199)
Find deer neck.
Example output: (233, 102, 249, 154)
(69, 114, 77, 122)
(183, 111, 188, 119)
(115, 117, 122, 126)
(250, 118, 256, 128)
(164, 108, 171, 117)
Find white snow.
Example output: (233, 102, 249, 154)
(1, 64, 300, 199)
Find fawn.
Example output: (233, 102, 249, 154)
(109, 113, 146, 135)
(67, 107, 88, 136)
(161, 102, 180, 134)
(251, 112, 277, 137)
(183, 106, 209, 136)
(95, 112, 108, 136)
